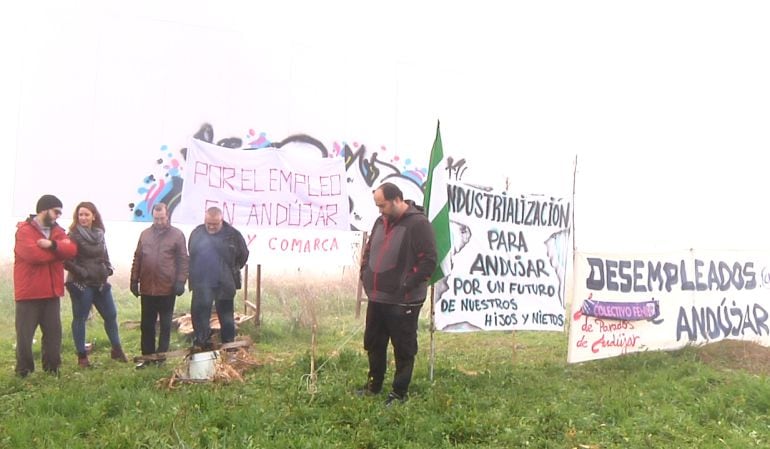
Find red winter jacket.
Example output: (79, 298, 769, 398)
(14, 217, 78, 301)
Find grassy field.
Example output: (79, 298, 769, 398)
(1, 265, 769, 448)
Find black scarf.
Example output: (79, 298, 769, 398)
(76, 225, 105, 245)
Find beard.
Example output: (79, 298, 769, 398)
(42, 212, 56, 227)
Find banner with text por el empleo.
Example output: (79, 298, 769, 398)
(568, 250, 770, 363)
(175, 139, 351, 264)
(433, 182, 571, 332)
(176, 139, 348, 229)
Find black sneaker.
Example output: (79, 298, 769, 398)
(384, 391, 407, 406)
(355, 385, 382, 397)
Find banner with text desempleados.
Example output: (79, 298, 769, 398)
(568, 250, 770, 363)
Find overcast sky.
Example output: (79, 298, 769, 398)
(1, 1, 769, 261)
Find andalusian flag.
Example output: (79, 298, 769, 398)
(423, 121, 452, 285)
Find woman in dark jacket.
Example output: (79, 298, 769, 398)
(64, 202, 127, 367)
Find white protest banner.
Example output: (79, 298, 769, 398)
(568, 250, 770, 363)
(245, 228, 358, 265)
(433, 182, 571, 332)
(175, 139, 349, 230)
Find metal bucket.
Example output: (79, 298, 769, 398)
(188, 350, 219, 380)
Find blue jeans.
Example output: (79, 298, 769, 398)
(67, 283, 122, 354)
(191, 285, 236, 347)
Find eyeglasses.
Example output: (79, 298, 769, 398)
(51, 209, 63, 216)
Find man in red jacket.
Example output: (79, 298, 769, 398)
(14, 194, 77, 377)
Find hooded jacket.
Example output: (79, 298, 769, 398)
(14, 217, 78, 301)
(361, 201, 437, 305)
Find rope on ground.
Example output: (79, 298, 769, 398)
(300, 372, 319, 395)
(300, 321, 365, 394)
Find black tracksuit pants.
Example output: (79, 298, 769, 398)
(364, 301, 422, 396)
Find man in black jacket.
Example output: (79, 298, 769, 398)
(359, 182, 437, 405)
(188, 207, 249, 350)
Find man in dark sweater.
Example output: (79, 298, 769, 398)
(188, 207, 249, 350)
(359, 182, 437, 406)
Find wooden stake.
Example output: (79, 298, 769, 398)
(256, 264, 262, 326)
(355, 232, 368, 319)
(243, 264, 249, 314)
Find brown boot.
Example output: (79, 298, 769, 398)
(77, 353, 91, 368)
(111, 346, 128, 363)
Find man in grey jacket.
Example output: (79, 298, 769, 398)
(359, 182, 437, 406)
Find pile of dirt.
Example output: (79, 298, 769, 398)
(695, 340, 770, 376)
(153, 337, 262, 388)
(157, 347, 261, 388)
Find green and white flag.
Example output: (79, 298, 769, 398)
(423, 121, 452, 285)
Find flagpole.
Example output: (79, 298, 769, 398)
(429, 285, 436, 382)
(424, 119, 450, 385)
(568, 154, 578, 339)
(572, 154, 578, 255)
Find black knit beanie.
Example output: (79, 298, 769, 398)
(36, 194, 63, 213)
